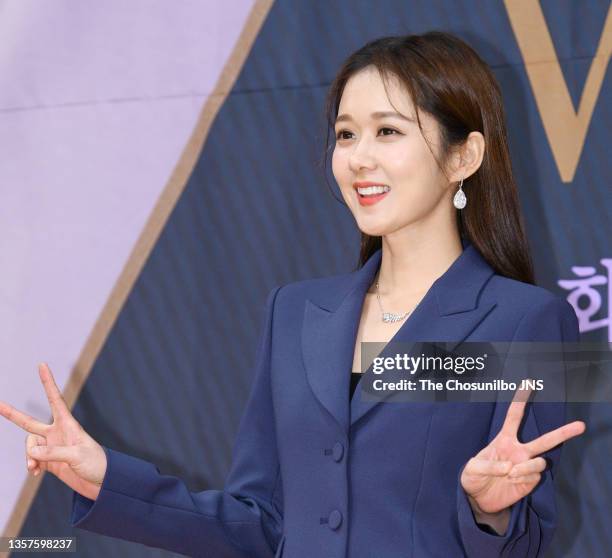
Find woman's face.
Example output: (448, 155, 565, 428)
(332, 66, 452, 237)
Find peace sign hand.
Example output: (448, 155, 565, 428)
(0, 363, 107, 501)
(460, 385, 585, 516)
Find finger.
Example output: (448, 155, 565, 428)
(26, 435, 35, 470)
(509, 473, 541, 485)
(0, 401, 49, 436)
(500, 384, 533, 437)
(524, 421, 586, 456)
(26, 434, 46, 474)
(508, 457, 547, 478)
(39, 363, 70, 420)
(32, 439, 47, 476)
(26, 434, 39, 470)
(465, 458, 513, 477)
(27, 444, 80, 465)
(34, 434, 48, 475)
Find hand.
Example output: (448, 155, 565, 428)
(461, 384, 585, 516)
(0, 363, 107, 500)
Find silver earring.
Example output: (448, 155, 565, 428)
(453, 177, 466, 209)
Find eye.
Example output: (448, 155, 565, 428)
(335, 127, 401, 140)
(378, 127, 400, 136)
(335, 129, 353, 140)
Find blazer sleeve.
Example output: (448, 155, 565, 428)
(70, 285, 285, 558)
(456, 296, 580, 557)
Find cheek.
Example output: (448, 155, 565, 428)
(331, 149, 352, 193)
(331, 149, 344, 179)
(387, 146, 440, 194)
(384, 157, 445, 220)
(330, 151, 351, 207)
(384, 143, 422, 176)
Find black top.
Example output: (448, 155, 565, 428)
(350, 372, 361, 400)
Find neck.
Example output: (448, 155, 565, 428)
(374, 227, 463, 300)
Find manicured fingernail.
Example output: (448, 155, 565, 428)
(29, 447, 41, 455)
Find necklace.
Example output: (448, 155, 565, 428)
(375, 278, 416, 323)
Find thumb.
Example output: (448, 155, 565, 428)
(28, 444, 80, 465)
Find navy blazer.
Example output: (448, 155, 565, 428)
(71, 242, 580, 557)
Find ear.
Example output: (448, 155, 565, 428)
(448, 131, 485, 183)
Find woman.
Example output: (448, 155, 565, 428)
(1, 32, 585, 557)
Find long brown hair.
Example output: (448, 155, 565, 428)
(322, 31, 534, 284)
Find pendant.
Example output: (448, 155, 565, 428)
(453, 188, 467, 209)
(382, 312, 409, 323)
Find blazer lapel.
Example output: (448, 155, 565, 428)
(301, 240, 497, 435)
(301, 249, 382, 434)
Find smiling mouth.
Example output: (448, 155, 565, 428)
(355, 185, 391, 197)
(355, 187, 390, 206)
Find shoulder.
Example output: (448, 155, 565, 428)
(484, 275, 579, 342)
(486, 274, 572, 314)
(269, 271, 354, 310)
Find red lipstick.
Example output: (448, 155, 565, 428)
(353, 181, 391, 206)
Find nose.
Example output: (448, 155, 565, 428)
(348, 136, 377, 173)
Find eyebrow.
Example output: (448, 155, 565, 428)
(335, 111, 414, 124)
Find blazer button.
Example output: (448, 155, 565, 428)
(328, 509, 343, 530)
(332, 442, 344, 462)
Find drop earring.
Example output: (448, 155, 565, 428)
(453, 177, 466, 209)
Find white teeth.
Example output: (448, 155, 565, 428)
(357, 185, 390, 196)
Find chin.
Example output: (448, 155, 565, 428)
(356, 221, 394, 238)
